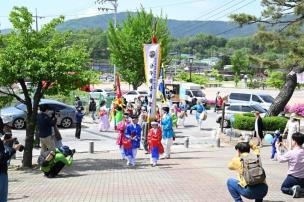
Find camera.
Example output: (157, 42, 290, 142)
(3, 134, 24, 152)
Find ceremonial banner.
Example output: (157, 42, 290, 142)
(115, 74, 122, 98)
(143, 44, 161, 118)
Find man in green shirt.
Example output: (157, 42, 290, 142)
(40, 146, 74, 178)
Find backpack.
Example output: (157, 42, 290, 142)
(240, 154, 266, 186)
(37, 151, 52, 166)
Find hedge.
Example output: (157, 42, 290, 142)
(233, 114, 288, 132)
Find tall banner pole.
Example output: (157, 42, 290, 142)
(143, 36, 161, 122)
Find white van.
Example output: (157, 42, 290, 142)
(228, 93, 274, 110)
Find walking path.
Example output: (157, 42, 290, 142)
(8, 144, 298, 202)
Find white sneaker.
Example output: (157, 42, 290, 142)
(292, 185, 301, 198)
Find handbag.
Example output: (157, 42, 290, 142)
(122, 138, 132, 149)
(200, 111, 207, 121)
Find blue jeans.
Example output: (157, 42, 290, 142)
(0, 173, 8, 202)
(91, 111, 96, 121)
(281, 175, 304, 195)
(227, 178, 268, 202)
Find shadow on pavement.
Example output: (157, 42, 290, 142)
(184, 125, 197, 128)
(170, 156, 215, 160)
(8, 195, 29, 201)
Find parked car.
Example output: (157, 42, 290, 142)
(228, 92, 274, 110)
(89, 88, 114, 100)
(216, 103, 267, 128)
(0, 99, 76, 129)
(123, 90, 148, 103)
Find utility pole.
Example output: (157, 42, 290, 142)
(33, 8, 45, 31)
(95, 0, 118, 84)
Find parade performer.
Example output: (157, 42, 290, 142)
(98, 101, 110, 132)
(148, 122, 164, 167)
(110, 74, 125, 130)
(161, 107, 174, 159)
(124, 115, 141, 166)
(116, 113, 129, 160)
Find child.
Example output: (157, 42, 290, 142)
(170, 108, 178, 128)
(271, 130, 281, 160)
(148, 122, 164, 167)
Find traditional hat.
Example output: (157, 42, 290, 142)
(162, 107, 169, 113)
(130, 115, 138, 119)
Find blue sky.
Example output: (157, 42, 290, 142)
(0, 0, 263, 29)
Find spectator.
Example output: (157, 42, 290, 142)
(0, 139, 22, 202)
(217, 96, 223, 110)
(75, 96, 83, 109)
(227, 142, 268, 202)
(277, 132, 304, 198)
(214, 91, 220, 112)
(37, 105, 56, 154)
(191, 100, 206, 130)
(75, 107, 85, 139)
(254, 112, 264, 147)
(89, 98, 97, 122)
(283, 113, 300, 150)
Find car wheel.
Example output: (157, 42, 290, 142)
(13, 118, 25, 129)
(61, 117, 72, 128)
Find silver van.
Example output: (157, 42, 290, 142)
(228, 93, 274, 110)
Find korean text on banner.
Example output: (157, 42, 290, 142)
(143, 44, 161, 119)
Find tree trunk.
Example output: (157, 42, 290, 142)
(132, 84, 138, 90)
(267, 71, 297, 116)
(22, 114, 36, 167)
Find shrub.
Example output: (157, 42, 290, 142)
(289, 104, 304, 117)
(262, 117, 288, 132)
(233, 114, 255, 130)
(242, 112, 255, 117)
(233, 113, 288, 132)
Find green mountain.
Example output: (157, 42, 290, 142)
(57, 12, 258, 38)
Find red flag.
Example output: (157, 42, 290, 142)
(115, 74, 122, 98)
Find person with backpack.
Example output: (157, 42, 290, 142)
(39, 146, 75, 178)
(148, 122, 164, 167)
(227, 142, 268, 202)
(277, 132, 304, 198)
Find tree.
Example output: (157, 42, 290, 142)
(266, 71, 286, 89)
(108, 9, 170, 89)
(231, 49, 250, 86)
(0, 7, 93, 167)
(230, 0, 304, 116)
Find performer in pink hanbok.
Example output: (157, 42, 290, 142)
(116, 113, 129, 159)
(98, 101, 110, 132)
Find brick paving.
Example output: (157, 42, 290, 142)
(7, 144, 301, 202)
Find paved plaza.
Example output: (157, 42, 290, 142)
(7, 112, 303, 202)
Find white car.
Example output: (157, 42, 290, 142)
(123, 90, 148, 103)
(89, 88, 113, 100)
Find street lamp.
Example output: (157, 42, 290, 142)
(189, 57, 193, 82)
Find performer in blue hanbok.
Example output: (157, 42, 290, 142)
(124, 115, 141, 166)
(161, 107, 174, 159)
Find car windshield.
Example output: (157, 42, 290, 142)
(259, 95, 274, 103)
(104, 89, 112, 92)
(139, 91, 148, 95)
(15, 103, 27, 111)
(251, 105, 267, 113)
(192, 90, 203, 97)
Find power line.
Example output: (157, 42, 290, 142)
(169, 0, 236, 32)
(176, 0, 257, 37)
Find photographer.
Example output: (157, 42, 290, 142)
(0, 138, 22, 201)
(39, 145, 75, 178)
